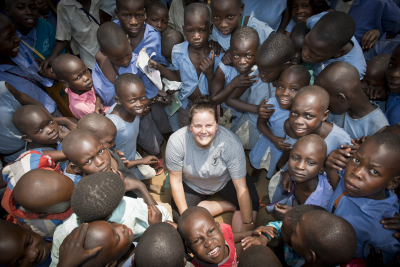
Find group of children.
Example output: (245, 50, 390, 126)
(0, 0, 400, 266)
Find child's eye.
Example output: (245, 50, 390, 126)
(307, 161, 315, 166)
(247, 55, 253, 59)
(370, 169, 379, 175)
(227, 15, 234, 19)
(36, 129, 43, 134)
(85, 159, 92, 164)
(291, 112, 297, 116)
(213, 16, 219, 20)
(49, 120, 53, 125)
(233, 55, 239, 59)
(210, 227, 215, 233)
(352, 157, 359, 163)
(28, 235, 33, 247)
(99, 149, 104, 154)
(291, 88, 297, 92)
(306, 114, 314, 119)
(389, 63, 395, 68)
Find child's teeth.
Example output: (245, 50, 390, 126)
(13, 46, 19, 52)
(208, 247, 219, 256)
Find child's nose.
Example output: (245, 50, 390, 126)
(204, 237, 212, 247)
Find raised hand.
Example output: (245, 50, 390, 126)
(200, 51, 215, 79)
(258, 99, 275, 119)
(148, 204, 162, 225)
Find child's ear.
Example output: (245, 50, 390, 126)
(22, 135, 32, 143)
(4, 5, 11, 16)
(240, 3, 245, 15)
(105, 261, 118, 267)
(70, 162, 83, 175)
(16, 221, 33, 231)
(305, 249, 317, 264)
(283, 60, 292, 70)
(337, 93, 346, 103)
(114, 8, 119, 20)
(333, 46, 346, 59)
(60, 79, 69, 88)
(387, 176, 400, 191)
(321, 109, 329, 122)
(115, 96, 122, 105)
(184, 241, 193, 254)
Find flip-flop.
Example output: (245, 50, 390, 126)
(259, 195, 270, 210)
(152, 158, 164, 176)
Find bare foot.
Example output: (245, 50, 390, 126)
(147, 184, 165, 195)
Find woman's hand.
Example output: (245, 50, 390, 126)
(148, 205, 162, 225)
(241, 235, 269, 250)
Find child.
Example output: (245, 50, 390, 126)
(168, 0, 203, 38)
(36, 0, 57, 30)
(4, 0, 61, 60)
(325, 133, 400, 264)
(114, 0, 168, 65)
(314, 61, 389, 140)
(171, 2, 223, 127)
(0, 13, 57, 115)
(146, 1, 169, 34)
(177, 207, 240, 267)
(93, 22, 169, 168)
(1, 169, 74, 239)
(40, 0, 101, 70)
(290, 210, 357, 267)
(241, 205, 325, 267)
(52, 54, 109, 119)
(238, 245, 282, 267)
(285, 0, 315, 34)
(0, 220, 52, 267)
(134, 222, 186, 267)
(210, 0, 274, 52)
(302, 11, 366, 79)
(361, 53, 391, 101)
(106, 73, 164, 177)
(161, 28, 184, 65)
(210, 27, 259, 128)
(249, 65, 310, 179)
(385, 44, 400, 126)
(226, 33, 293, 150)
(12, 105, 69, 165)
(50, 171, 172, 266)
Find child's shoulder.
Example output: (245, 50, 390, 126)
(172, 41, 189, 54)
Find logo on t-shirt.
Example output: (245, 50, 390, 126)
(212, 151, 221, 166)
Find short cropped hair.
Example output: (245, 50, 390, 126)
(301, 210, 357, 266)
(283, 65, 311, 85)
(238, 245, 282, 267)
(367, 53, 391, 75)
(71, 172, 125, 223)
(230, 26, 259, 48)
(257, 33, 294, 66)
(286, 204, 325, 228)
(135, 223, 185, 267)
(368, 133, 400, 175)
(294, 85, 330, 112)
(12, 105, 49, 135)
(313, 11, 355, 51)
(97, 21, 128, 52)
(52, 54, 83, 80)
(290, 21, 309, 40)
(114, 73, 144, 97)
(177, 206, 213, 239)
(116, 0, 144, 11)
(184, 2, 210, 26)
(77, 113, 117, 138)
(146, 1, 167, 16)
(294, 134, 327, 160)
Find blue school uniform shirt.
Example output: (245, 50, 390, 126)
(249, 96, 290, 178)
(306, 12, 367, 79)
(170, 41, 224, 109)
(63, 170, 82, 186)
(386, 92, 400, 126)
(113, 21, 169, 66)
(330, 0, 400, 46)
(210, 11, 275, 51)
(0, 44, 57, 113)
(327, 174, 400, 264)
(92, 53, 159, 106)
(285, 18, 296, 33)
(364, 34, 400, 61)
(242, 0, 287, 31)
(16, 18, 63, 60)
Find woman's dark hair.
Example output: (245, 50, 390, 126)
(188, 95, 218, 124)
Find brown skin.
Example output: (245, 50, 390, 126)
(181, 13, 214, 103)
(57, 58, 93, 95)
(210, 39, 258, 105)
(5, 0, 39, 36)
(291, 32, 306, 65)
(115, 0, 147, 52)
(288, 139, 326, 205)
(146, 6, 168, 34)
(0, 222, 52, 267)
(386, 46, 400, 94)
(362, 57, 389, 100)
(13, 169, 74, 215)
(210, 0, 244, 36)
(326, 138, 400, 200)
(291, 0, 314, 24)
(0, 15, 22, 64)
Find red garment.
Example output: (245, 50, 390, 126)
(192, 223, 238, 267)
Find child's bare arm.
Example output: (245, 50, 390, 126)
(233, 231, 254, 243)
(40, 40, 68, 73)
(211, 69, 257, 105)
(277, 4, 291, 34)
(42, 150, 67, 162)
(325, 167, 341, 191)
(226, 87, 258, 114)
(124, 156, 158, 169)
(149, 59, 179, 81)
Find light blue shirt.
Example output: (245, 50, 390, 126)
(0, 43, 56, 113)
(328, 174, 400, 264)
(113, 21, 169, 66)
(285, 18, 296, 33)
(386, 92, 400, 126)
(306, 12, 367, 79)
(92, 53, 159, 106)
(210, 11, 275, 51)
(242, 0, 287, 31)
(171, 41, 224, 109)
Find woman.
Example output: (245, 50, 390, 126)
(166, 96, 259, 232)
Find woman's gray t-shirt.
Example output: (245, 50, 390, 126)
(166, 126, 247, 195)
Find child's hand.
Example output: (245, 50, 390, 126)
(367, 245, 384, 267)
(258, 99, 275, 119)
(366, 85, 386, 100)
(95, 95, 105, 114)
(241, 235, 269, 250)
(141, 155, 159, 165)
(117, 150, 127, 161)
(148, 59, 160, 70)
(148, 204, 162, 225)
(253, 226, 278, 239)
(275, 203, 292, 218)
(361, 29, 380, 50)
(272, 137, 291, 152)
(232, 71, 257, 88)
(58, 224, 102, 267)
(209, 40, 222, 57)
(165, 220, 178, 229)
(381, 213, 400, 241)
(221, 49, 232, 66)
(280, 171, 293, 193)
(325, 148, 351, 171)
(200, 51, 215, 80)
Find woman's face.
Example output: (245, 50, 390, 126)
(190, 110, 218, 149)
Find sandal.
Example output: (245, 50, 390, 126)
(259, 195, 271, 210)
(152, 158, 164, 176)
